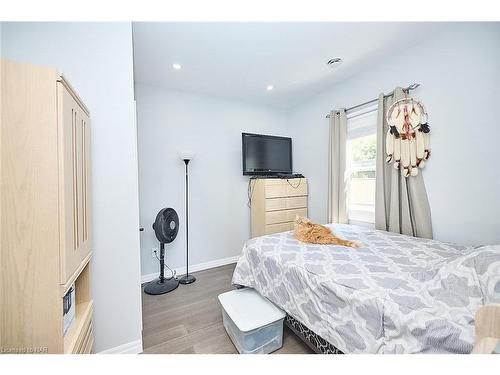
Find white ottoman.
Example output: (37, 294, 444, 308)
(218, 288, 286, 354)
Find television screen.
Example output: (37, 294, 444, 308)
(242, 133, 292, 176)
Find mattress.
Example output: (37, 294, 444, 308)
(232, 224, 500, 353)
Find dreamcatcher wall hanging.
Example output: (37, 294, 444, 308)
(385, 96, 430, 177)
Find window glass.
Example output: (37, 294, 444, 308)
(346, 108, 377, 226)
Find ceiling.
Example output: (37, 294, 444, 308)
(132, 22, 446, 109)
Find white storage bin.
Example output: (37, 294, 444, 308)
(218, 288, 286, 354)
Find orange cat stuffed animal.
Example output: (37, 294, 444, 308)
(294, 216, 361, 248)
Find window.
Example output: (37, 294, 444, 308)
(346, 106, 377, 226)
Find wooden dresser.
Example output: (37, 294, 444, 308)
(250, 178, 308, 237)
(1, 60, 93, 354)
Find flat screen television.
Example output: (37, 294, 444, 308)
(242, 133, 292, 176)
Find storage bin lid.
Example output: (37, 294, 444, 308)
(218, 288, 285, 332)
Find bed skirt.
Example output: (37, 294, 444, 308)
(284, 315, 343, 354)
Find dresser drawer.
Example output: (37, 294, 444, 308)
(265, 221, 295, 235)
(64, 300, 93, 354)
(265, 196, 307, 212)
(263, 178, 306, 186)
(264, 182, 307, 198)
(80, 320, 94, 354)
(83, 333, 94, 354)
(76, 319, 93, 354)
(265, 208, 307, 225)
(71, 306, 92, 353)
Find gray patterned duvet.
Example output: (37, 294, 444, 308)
(232, 224, 500, 354)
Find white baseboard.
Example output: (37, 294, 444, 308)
(99, 339, 143, 354)
(141, 255, 240, 284)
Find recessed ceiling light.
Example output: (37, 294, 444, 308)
(172, 63, 182, 70)
(327, 58, 342, 66)
(266, 85, 274, 91)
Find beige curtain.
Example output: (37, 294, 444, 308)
(327, 109, 348, 224)
(375, 87, 433, 238)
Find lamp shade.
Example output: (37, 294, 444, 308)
(178, 150, 194, 161)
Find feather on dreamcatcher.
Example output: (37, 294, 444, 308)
(385, 96, 430, 177)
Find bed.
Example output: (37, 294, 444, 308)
(232, 224, 500, 354)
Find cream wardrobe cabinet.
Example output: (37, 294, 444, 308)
(1, 60, 93, 354)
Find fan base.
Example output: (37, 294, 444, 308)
(179, 274, 196, 285)
(144, 277, 179, 295)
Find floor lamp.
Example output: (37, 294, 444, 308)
(179, 151, 196, 285)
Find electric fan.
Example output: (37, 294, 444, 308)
(144, 208, 180, 295)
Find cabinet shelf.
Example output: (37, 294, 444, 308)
(64, 301, 93, 353)
(63, 258, 93, 353)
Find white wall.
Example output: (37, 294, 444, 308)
(287, 23, 500, 246)
(2, 22, 143, 352)
(136, 83, 288, 276)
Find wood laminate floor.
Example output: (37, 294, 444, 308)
(141, 263, 314, 354)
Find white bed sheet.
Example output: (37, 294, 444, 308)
(232, 224, 500, 353)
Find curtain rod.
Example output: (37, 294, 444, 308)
(325, 83, 420, 119)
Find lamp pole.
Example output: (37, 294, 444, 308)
(179, 158, 196, 285)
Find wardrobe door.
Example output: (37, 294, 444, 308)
(78, 108, 92, 260)
(58, 82, 92, 284)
